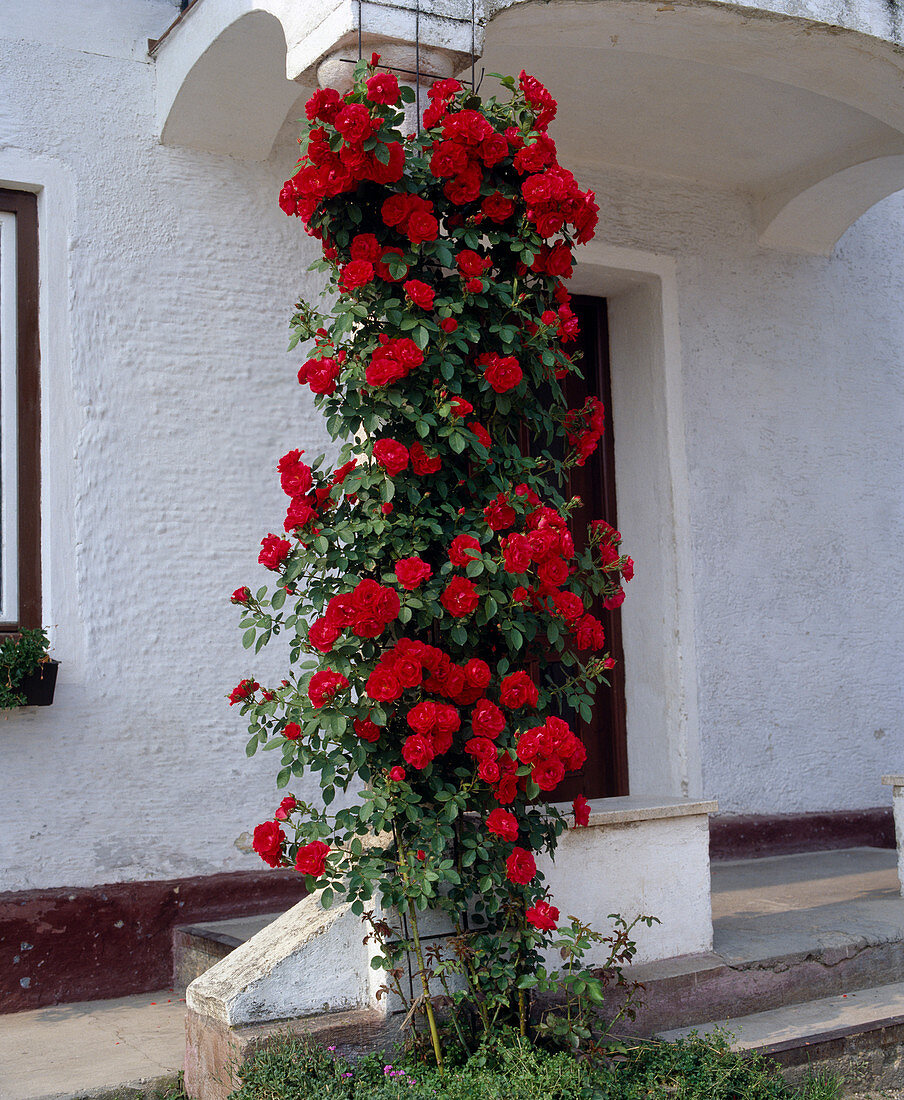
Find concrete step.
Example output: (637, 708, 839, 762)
(659, 980, 904, 1092)
(172, 912, 284, 990)
(0, 990, 185, 1100)
(621, 848, 904, 1036)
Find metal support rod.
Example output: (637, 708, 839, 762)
(415, 0, 421, 133)
(475, 0, 481, 90)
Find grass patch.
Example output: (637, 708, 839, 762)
(224, 1031, 843, 1100)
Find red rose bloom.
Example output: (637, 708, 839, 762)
(278, 450, 313, 497)
(441, 576, 479, 617)
(295, 840, 330, 878)
(465, 736, 497, 763)
(482, 192, 515, 223)
(440, 317, 458, 333)
(468, 422, 492, 449)
(253, 821, 285, 868)
(354, 717, 381, 743)
(395, 556, 432, 590)
(406, 209, 439, 245)
(478, 759, 501, 783)
(457, 249, 491, 277)
(472, 698, 506, 739)
(573, 794, 591, 827)
(449, 534, 481, 566)
(308, 617, 340, 652)
(304, 87, 342, 123)
(381, 193, 413, 227)
(500, 670, 539, 710)
(407, 701, 438, 735)
(464, 658, 491, 689)
(553, 591, 585, 624)
(297, 355, 340, 395)
(308, 669, 349, 707)
(350, 233, 382, 262)
(519, 70, 557, 129)
(484, 495, 516, 532)
(403, 733, 436, 770)
(478, 353, 523, 394)
(410, 441, 442, 476)
(259, 534, 291, 570)
(231, 586, 251, 605)
(366, 71, 400, 105)
(274, 796, 297, 821)
(450, 395, 473, 418)
(538, 557, 569, 588)
(435, 703, 461, 736)
(506, 846, 537, 885)
(389, 766, 406, 781)
(525, 899, 559, 931)
(372, 438, 410, 476)
(502, 534, 532, 574)
(403, 280, 435, 310)
(532, 757, 566, 791)
(229, 678, 258, 705)
(334, 103, 375, 145)
(339, 260, 374, 291)
(486, 807, 518, 842)
(574, 613, 606, 651)
(366, 665, 403, 702)
(283, 722, 302, 741)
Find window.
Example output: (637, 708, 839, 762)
(0, 189, 40, 630)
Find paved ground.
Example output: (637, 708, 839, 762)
(0, 991, 185, 1100)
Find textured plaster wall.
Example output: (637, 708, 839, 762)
(0, 1, 332, 891)
(488, 0, 904, 46)
(578, 163, 904, 816)
(1, 2, 902, 896)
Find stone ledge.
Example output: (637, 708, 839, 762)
(551, 795, 718, 828)
(882, 776, 904, 787)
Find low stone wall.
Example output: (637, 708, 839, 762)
(183, 796, 717, 1099)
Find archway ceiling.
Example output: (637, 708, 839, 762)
(153, 0, 904, 254)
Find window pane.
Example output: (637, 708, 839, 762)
(0, 211, 19, 625)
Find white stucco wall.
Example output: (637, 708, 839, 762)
(488, 0, 904, 48)
(1, 0, 902, 896)
(577, 164, 904, 815)
(0, 0, 332, 891)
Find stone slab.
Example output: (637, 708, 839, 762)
(173, 913, 284, 990)
(661, 980, 904, 1049)
(554, 795, 718, 827)
(620, 848, 904, 1036)
(0, 990, 185, 1100)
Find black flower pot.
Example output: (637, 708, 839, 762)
(20, 660, 59, 706)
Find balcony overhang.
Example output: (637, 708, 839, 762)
(152, 0, 904, 255)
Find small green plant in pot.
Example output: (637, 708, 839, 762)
(0, 627, 57, 708)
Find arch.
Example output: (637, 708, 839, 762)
(758, 154, 904, 255)
(158, 8, 304, 161)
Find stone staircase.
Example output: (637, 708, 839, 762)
(172, 847, 904, 1092)
(8, 847, 904, 1099)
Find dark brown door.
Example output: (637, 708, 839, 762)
(550, 296, 628, 801)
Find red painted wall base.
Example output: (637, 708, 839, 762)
(709, 807, 894, 861)
(2, 810, 895, 1013)
(0, 869, 306, 1014)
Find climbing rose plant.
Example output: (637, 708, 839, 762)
(231, 59, 635, 1063)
